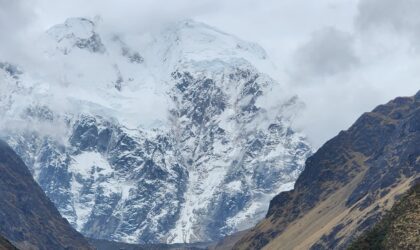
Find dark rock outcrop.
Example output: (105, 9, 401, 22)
(0, 140, 93, 250)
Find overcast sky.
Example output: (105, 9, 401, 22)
(1, 0, 419, 148)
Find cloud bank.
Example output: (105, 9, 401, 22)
(1, 0, 419, 148)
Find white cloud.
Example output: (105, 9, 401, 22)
(356, 0, 420, 34)
(290, 27, 359, 81)
(0, 0, 37, 63)
(34, 0, 221, 33)
(0, 0, 419, 148)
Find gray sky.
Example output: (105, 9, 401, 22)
(1, 0, 419, 148)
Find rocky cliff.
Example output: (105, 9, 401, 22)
(234, 91, 420, 249)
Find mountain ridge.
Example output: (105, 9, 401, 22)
(234, 90, 420, 249)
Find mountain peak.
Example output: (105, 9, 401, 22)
(46, 17, 105, 54)
(48, 17, 95, 39)
(1, 17, 310, 245)
(158, 18, 268, 65)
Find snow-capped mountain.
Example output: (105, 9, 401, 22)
(0, 18, 312, 244)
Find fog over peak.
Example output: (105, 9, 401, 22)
(1, 0, 419, 148)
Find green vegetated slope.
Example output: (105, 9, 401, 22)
(234, 91, 420, 250)
(348, 182, 420, 250)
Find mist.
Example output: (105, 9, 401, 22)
(1, 0, 419, 148)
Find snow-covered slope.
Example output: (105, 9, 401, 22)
(0, 18, 312, 244)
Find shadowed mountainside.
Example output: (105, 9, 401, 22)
(234, 91, 420, 249)
(0, 235, 18, 250)
(0, 140, 93, 250)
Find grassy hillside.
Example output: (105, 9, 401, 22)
(348, 182, 420, 250)
(234, 91, 420, 250)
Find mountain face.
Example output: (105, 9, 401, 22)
(348, 182, 419, 250)
(0, 18, 312, 244)
(234, 91, 420, 250)
(0, 140, 93, 250)
(88, 238, 210, 250)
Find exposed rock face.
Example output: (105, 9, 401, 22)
(0, 140, 93, 250)
(234, 91, 420, 250)
(348, 182, 420, 250)
(0, 18, 312, 244)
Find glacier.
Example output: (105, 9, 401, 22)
(0, 18, 312, 244)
